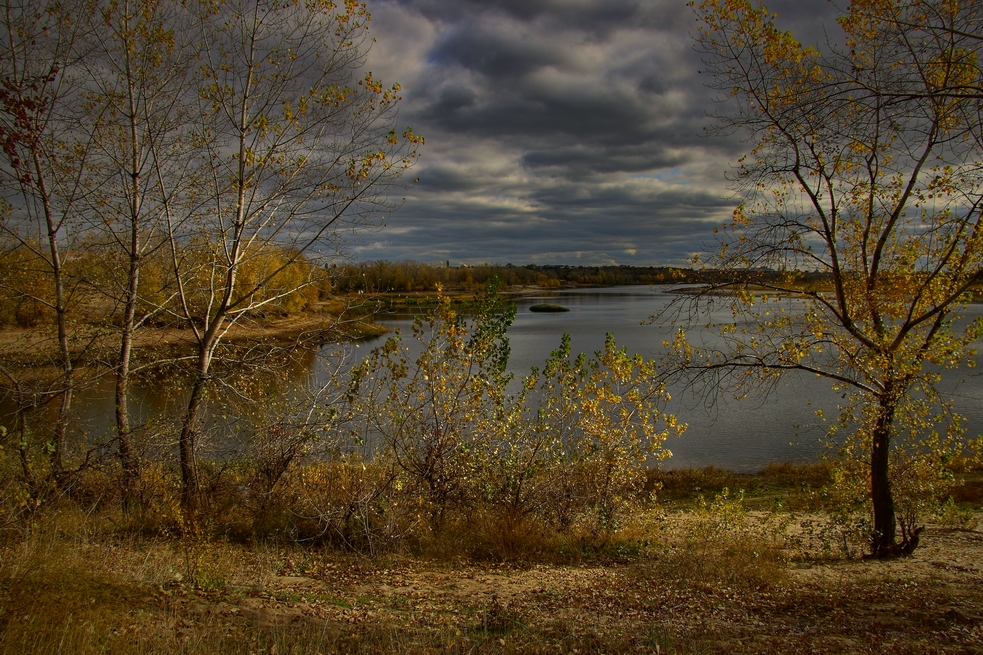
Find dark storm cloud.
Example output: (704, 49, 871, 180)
(428, 26, 567, 78)
(359, 0, 840, 265)
(522, 145, 690, 176)
(402, 0, 672, 35)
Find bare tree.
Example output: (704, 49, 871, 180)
(0, 0, 95, 487)
(76, 0, 198, 508)
(166, 0, 421, 516)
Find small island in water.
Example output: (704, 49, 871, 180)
(529, 303, 570, 312)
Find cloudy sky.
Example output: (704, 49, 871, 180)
(355, 0, 839, 266)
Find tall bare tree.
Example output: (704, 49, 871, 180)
(0, 0, 419, 515)
(78, 0, 197, 508)
(0, 0, 94, 487)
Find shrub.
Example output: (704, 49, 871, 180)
(652, 488, 788, 590)
(344, 281, 685, 552)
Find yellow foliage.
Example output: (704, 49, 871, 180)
(0, 243, 56, 328)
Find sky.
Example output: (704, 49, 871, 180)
(355, 0, 840, 267)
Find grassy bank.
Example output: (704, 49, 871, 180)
(1, 463, 980, 654)
(0, 301, 388, 370)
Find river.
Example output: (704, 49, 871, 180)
(363, 285, 983, 471)
(11, 285, 983, 472)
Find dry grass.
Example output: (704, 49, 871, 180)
(2, 463, 982, 654)
(0, 303, 384, 369)
(1, 511, 981, 654)
(951, 470, 983, 506)
(647, 462, 834, 510)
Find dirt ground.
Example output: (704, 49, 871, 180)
(1, 508, 981, 654)
(4, 484, 979, 654)
(0, 309, 382, 373)
(94, 518, 982, 654)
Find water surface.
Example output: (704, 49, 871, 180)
(365, 285, 983, 472)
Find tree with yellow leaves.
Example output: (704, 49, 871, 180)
(350, 283, 683, 541)
(678, 0, 983, 556)
(0, 0, 420, 520)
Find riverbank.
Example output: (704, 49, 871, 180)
(0, 303, 388, 370)
(0, 281, 769, 368)
(0, 284, 575, 368)
(1, 462, 980, 654)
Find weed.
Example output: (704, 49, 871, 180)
(935, 496, 979, 530)
(649, 488, 789, 590)
(474, 594, 521, 635)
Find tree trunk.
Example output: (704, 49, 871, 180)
(179, 353, 210, 521)
(179, 380, 203, 520)
(116, 309, 138, 511)
(869, 392, 897, 556)
(117, 36, 144, 511)
(36, 149, 72, 487)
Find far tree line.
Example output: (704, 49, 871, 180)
(329, 260, 816, 292)
(3, 241, 831, 332)
(1, 246, 830, 331)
